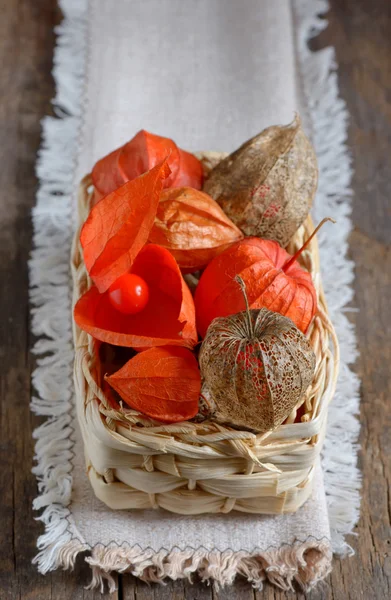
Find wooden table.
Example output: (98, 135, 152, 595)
(1, 1, 390, 598)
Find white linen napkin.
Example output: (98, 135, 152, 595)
(31, 0, 360, 593)
(72, 0, 331, 589)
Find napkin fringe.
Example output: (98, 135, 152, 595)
(34, 538, 331, 593)
(29, 0, 360, 592)
(29, 0, 88, 578)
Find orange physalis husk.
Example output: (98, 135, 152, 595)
(195, 218, 334, 337)
(74, 244, 198, 350)
(195, 237, 316, 337)
(105, 346, 201, 423)
(91, 130, 203, 203)
(149, 187, 244, 273)
(170, 149, 204, 189)
(81, 161, 170, 293)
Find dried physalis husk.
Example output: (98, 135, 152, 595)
(203, 115, 318, 247)
(199, 278, 316, 433)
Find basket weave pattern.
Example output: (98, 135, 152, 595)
(71, 152, 339, 515)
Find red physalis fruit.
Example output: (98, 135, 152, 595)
(195, 219, 333, 337)
(91, 130, 203, 203)
(108, 273, 149, 315)
(105, 346, 201, 423)
(74, 244, 198, 350)
(80, 160, 170, 293)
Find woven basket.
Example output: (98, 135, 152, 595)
(71, 152, 339, 515)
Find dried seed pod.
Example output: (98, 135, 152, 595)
(199, 278, 316, 433)
(203, 115, 318, 247)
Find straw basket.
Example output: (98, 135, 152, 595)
(71, 152, 339, 515)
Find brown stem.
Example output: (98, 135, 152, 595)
(199, 392, 212, 410)
(283, 217, 336, 271)
(235, 275, 254, 337)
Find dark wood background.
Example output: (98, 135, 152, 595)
(1, 1, 390, 598)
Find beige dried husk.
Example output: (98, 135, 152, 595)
(71, 151, 339, 516)
(203, 115, 318, 247)
(199, 303, 316, 433)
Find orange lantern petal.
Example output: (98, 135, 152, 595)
(74, 244, 198, 349)
(91, 131, 203, 203)
(171, 149, 204, 189)
(118, 130, 180, 187)
(80, 161, 170, 293)
(149, 187, 243, 272)
(105, 346, 201, 422)
(194, 237, 316, 337)
(91, 131, 179, 198)
(91, 147, 127, 202)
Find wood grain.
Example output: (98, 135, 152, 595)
(0, 0, 390, 598)
(311, 2, 391, 599)
(0, 1, 117, 598)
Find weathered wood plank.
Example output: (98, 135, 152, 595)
(0, 1, 59, 598)
(0, 0, 390, 599)
(311, 1, 391, 599)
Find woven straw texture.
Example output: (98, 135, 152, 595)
(71, 152, 339, 516)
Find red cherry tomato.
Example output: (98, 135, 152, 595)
(108, 273, 149, 315)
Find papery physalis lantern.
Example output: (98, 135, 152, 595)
(106, 346, 201, 423)
(195, 218, 334, 337)
(199, 277, 316, 433)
